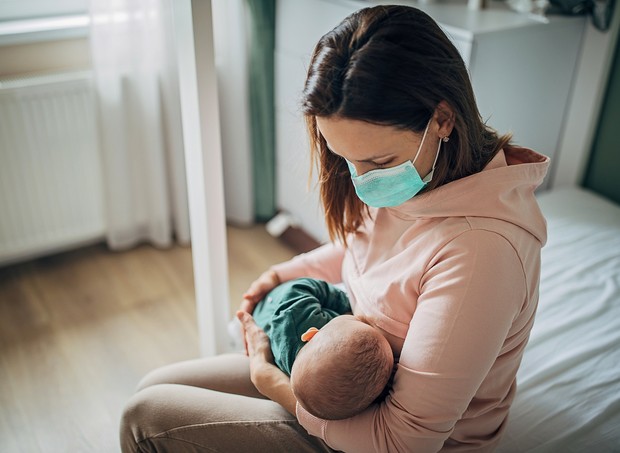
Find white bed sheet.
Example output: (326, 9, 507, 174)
(497, 187, 620, 453)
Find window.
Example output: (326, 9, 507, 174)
(0, 0, 89, 21)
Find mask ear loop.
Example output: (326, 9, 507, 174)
(411, 121, 432, 165)
(422, 137, 444, 183)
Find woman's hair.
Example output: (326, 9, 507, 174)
(301, 5, 511, 244)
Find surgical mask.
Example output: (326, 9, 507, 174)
(346, 122, 442, 208)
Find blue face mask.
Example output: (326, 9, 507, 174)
(346, 122, 442, 208)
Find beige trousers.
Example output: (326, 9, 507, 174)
(120, 353, 335, 452)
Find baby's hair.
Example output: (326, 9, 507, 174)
(293, 326, 393, 420)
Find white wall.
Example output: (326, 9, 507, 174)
(551, 6, 620, 189)
(211, 0, 254, 226)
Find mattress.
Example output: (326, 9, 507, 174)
(497, 187, 620, 452)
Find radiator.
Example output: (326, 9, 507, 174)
(0, 71, 105, 266)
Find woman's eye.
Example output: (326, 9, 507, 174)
(374, 160, 392, 168)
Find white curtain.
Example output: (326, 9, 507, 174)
(89, 0, 190, 250)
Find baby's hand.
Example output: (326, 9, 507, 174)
(239, 269, 281, 314)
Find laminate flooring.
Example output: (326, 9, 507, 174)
(0, 224, 297, 453)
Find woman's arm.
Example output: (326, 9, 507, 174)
(297, 230, 529, 452)
(270, 241, 346, 284)
(237, 311, 297, 415)
(240, 241, 346, 314)
(240, 269, 281, 313)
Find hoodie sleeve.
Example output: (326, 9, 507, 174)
(270, 242, 345, 284)
(297, 230, 527, 452)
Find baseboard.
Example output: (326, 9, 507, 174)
(265, 211, 321, 253)
(279, 225, 321, 253)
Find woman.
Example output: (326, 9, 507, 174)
(120, 5, 548, 452)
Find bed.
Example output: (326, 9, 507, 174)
(496, 187, 620, 452)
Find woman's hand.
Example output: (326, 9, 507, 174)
(236, 310, 297, 415)
(239, 269, 281, 314)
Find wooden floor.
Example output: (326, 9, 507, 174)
(0, 225, 297, 453)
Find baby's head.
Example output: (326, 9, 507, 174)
(290, 314, 394, 420)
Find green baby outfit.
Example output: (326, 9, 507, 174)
(252, 277, 351, 375)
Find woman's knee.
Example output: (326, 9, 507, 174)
(135, 366, 170, 392)
(120, 386, 156, 452)
(120, 384, 191, 452)
(135, 359, 202, 391)
(120, 384, 329, 453)
(135, 354, 263, 398)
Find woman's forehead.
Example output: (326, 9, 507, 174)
(316, 116, 418, 159)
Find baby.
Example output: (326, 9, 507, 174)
(251, 277, 394, 420)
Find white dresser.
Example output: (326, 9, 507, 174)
(275, 0, 585, 241)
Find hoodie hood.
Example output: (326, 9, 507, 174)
(385, 147, 549, 245)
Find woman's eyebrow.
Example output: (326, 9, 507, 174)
(326, 141, 395, 162)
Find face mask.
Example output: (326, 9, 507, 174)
(346, 122, 442, 208)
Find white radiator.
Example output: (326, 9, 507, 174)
(0, 71, 105, 266)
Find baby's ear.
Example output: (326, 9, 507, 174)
(301, 327, 320, 342)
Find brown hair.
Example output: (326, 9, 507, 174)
(302, 5, 511, 244)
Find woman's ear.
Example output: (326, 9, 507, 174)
(434, 100, 455, 139)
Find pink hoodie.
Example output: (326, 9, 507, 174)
(271, 147, 549, 452)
